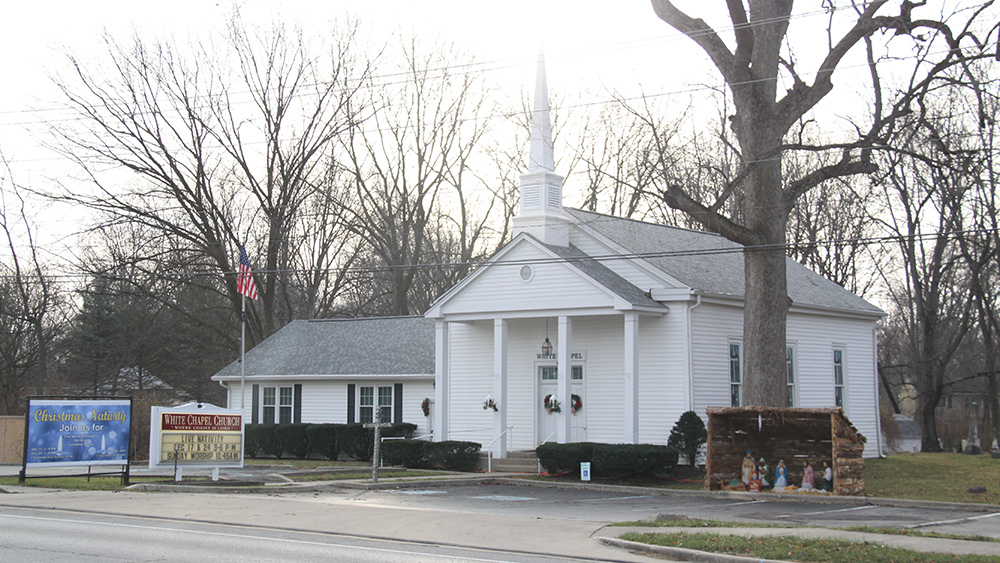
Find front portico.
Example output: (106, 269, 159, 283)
(424, 236, 668, 457)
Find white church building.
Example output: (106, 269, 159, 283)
(215, 55, 885, 459)
(424, 55, 883, 458)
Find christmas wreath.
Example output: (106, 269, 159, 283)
(421, 397, 430, 417)
(483, 397, 498, 412)
(570, 394, 583, 414)
(543, 394, 562, 414)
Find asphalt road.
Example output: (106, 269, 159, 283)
(0, 506, 610, 563)
(344, 482, 1000, 538)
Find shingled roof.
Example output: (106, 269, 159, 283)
(566, 208, 882, 316)
(212, 317, 435, 380)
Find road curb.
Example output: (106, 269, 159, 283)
(598, 536, 795, 563)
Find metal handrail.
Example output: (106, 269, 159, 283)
(537, 428, 558, 448)
(486, 426, 514, 472)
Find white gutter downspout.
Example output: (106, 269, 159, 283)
(685, 293, 702, 412)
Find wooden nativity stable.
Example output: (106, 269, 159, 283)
(705, 406, 866, 496)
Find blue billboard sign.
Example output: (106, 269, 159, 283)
(25, 399, 131, 467)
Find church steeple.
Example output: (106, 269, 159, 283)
(528, 50, 555, 173)
(514, 50, 569, 246)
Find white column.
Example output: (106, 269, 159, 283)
(624, 312, 640, 443)
(557, 316, 573, 443)
(434, 320, 449, 441)
(493, 318, 508, 456)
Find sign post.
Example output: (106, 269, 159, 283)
(363, 410, 392, 484)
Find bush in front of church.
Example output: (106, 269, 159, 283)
(274, 423, 311, 459)
(304, 424, 341, 460)
(422, 440, 482, 471)
(245, 423, 282, 458)
(535, 442, 597, 475)
(591, 443, 678, 478)
(381, 439, 426, 468)
(536, 442, 678, 478)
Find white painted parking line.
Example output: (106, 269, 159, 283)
(775, 505, 874, 519)
(727, 500, 768, 507)
(392, 490, 447, 495)
(577, 495, 651, 503)
(470, 495, 537, 501)
(907, 512, 1000, 529)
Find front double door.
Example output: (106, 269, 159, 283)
(537, 365, 585, 444)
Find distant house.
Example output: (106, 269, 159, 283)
(211, 317, 435, 436)
(213, 54, 885, 458)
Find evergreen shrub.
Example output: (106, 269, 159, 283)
(274, 423, 311, 459)
(422, 440, 481, 471)
(535, 442, 597, 474)
(381, 439, 426, 468)
(304, 424, 342, 460)
(667, 410, 707, 466)
(246, 423, 282, 458)
(591, 443, 678, 477)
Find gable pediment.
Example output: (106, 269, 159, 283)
(426, 235, 666, 320)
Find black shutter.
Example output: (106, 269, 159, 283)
(293, 384, 302, 423)
(251, 384, 259, 424)
(393, 383, 403, 424)
(347, 384, 356, 424)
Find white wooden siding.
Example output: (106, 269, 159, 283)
(689, 303, 880, 457)
(446, 313, 689, 450)
(440, 243, 620, 316)
(229, 379, 434, 437)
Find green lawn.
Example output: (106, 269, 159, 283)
(864, 453, 1000, 505)
(619, 532, 1000, 563)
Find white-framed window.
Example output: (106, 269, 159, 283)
(539, 366, 584, 381)
(729, 343, 741, 407)
(786, 347, 795, 407)
(359, 385, 393, 423)
(833, 348, 845, 407)
(262, 385, 293, 424)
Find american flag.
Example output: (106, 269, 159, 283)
(237, 245, 259, 301)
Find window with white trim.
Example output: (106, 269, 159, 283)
(359, 385, 393, 423)
(262, 385, 293, 424)
(729, 343, 741, 407)
(833, 348, 845, 407)
(539, 366, 584, 381)
(786, 347, 795, 407)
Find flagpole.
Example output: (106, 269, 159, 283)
(240, 294, 246, 412)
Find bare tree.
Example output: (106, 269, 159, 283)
(336, 37, 501, 315)
(45, 12, 368, 345)
(648, 0, 998, 406)
(0, 155, 59, 407)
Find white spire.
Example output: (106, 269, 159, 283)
(528, 50, 555, 173)
(513, 47, 568, 246)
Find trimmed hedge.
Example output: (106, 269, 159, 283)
(591, 443, 679, 477)
(245, 423, 282, 458)
(339, 422, 419, 462)
(305, 424, 341, 460)
(243, 422, 421, 461)
(536, 442, 678, 478)
(536, 442, 597, 475)
(422, 440, 481, 472)
(381, 439, 426, 468)
(274, 423, 311, 459)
